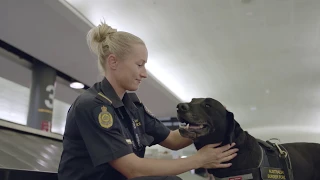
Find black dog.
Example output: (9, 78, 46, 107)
(177, 98, 320, 180)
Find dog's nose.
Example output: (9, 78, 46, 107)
(177, 103, 189, 111)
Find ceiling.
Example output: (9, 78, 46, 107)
(0, 0, 180, 118)
(1, 0, 320, 145)
(62, 0, 320, 133)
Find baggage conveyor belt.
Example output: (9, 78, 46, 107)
(0, 123, 62, 173)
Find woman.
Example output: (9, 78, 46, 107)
(57, 21, 238, 180)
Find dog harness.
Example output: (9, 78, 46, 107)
(214, 139, 294, 180)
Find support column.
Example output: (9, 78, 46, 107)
(27, 62, 56, 132)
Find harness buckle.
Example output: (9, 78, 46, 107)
(274, 143, 288, 158)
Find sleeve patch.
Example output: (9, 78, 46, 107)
(98, 106, 113, 128)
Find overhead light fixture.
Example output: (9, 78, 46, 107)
(70, 82, 84, 89)
(250, 106, 257, 111)
(181, 156, 187, 158)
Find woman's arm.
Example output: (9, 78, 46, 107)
(110, 153, 201, 179)
(159, 130, 193, 150)
(110, 143, 238, 179)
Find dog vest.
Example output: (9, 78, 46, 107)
(214, 140, 294, 180)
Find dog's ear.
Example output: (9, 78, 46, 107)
(224, 110, 236, 145)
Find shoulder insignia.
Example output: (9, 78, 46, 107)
(98, 106, 113, 128)
(144, 105, 156, 118)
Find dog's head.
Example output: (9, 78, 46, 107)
(177, 98, 229, 140)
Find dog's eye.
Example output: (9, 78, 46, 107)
(205, 104, 211, 108)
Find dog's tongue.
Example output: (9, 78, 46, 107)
(189, 125, 203, 129)
(179, 123, 204, 130)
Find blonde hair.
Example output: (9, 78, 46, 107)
(86, 21, 145, 73)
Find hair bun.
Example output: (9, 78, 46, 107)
(87, 21, 117, 56)
(93, 22, 117, 43)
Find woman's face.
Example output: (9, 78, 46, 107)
(115, 44, 148, 91)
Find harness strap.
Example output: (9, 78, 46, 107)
(278, 144, 294, 180)
(266, 141, 295, 180)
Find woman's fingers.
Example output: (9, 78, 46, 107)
(220, 153, 238, 163)
(221, 148, 239, 157)
(205, 142, 222, 148)
(215, 162, 232, 169)
(202, 152, 237, 169)
(218, 143, 236, 153)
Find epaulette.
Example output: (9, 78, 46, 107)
(96, 92, 112, 105)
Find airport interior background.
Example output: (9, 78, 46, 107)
(1, 0, 320, 179)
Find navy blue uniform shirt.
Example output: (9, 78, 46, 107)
(58, 78, 171, 180)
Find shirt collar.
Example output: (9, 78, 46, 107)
(100, 77, 137, 112)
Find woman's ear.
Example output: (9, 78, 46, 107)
(106, 54, 118, 70)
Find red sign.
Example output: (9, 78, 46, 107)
(41, 121, 51, 132)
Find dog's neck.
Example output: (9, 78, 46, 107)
(194, 111, 262, 176)
(194, 111, 248, 150)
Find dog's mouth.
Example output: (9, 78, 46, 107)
(178, 116, 208, 131)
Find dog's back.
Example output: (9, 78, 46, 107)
(281, 142, 320, 180)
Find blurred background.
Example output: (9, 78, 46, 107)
(0, 0, 319, 179)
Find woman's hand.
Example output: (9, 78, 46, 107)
(194, 142, 238, 169)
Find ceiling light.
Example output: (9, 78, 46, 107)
(70, 82, 84, 89)
(181, 156, 187, 158)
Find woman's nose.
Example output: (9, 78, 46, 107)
(140, 68, 148, 78)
